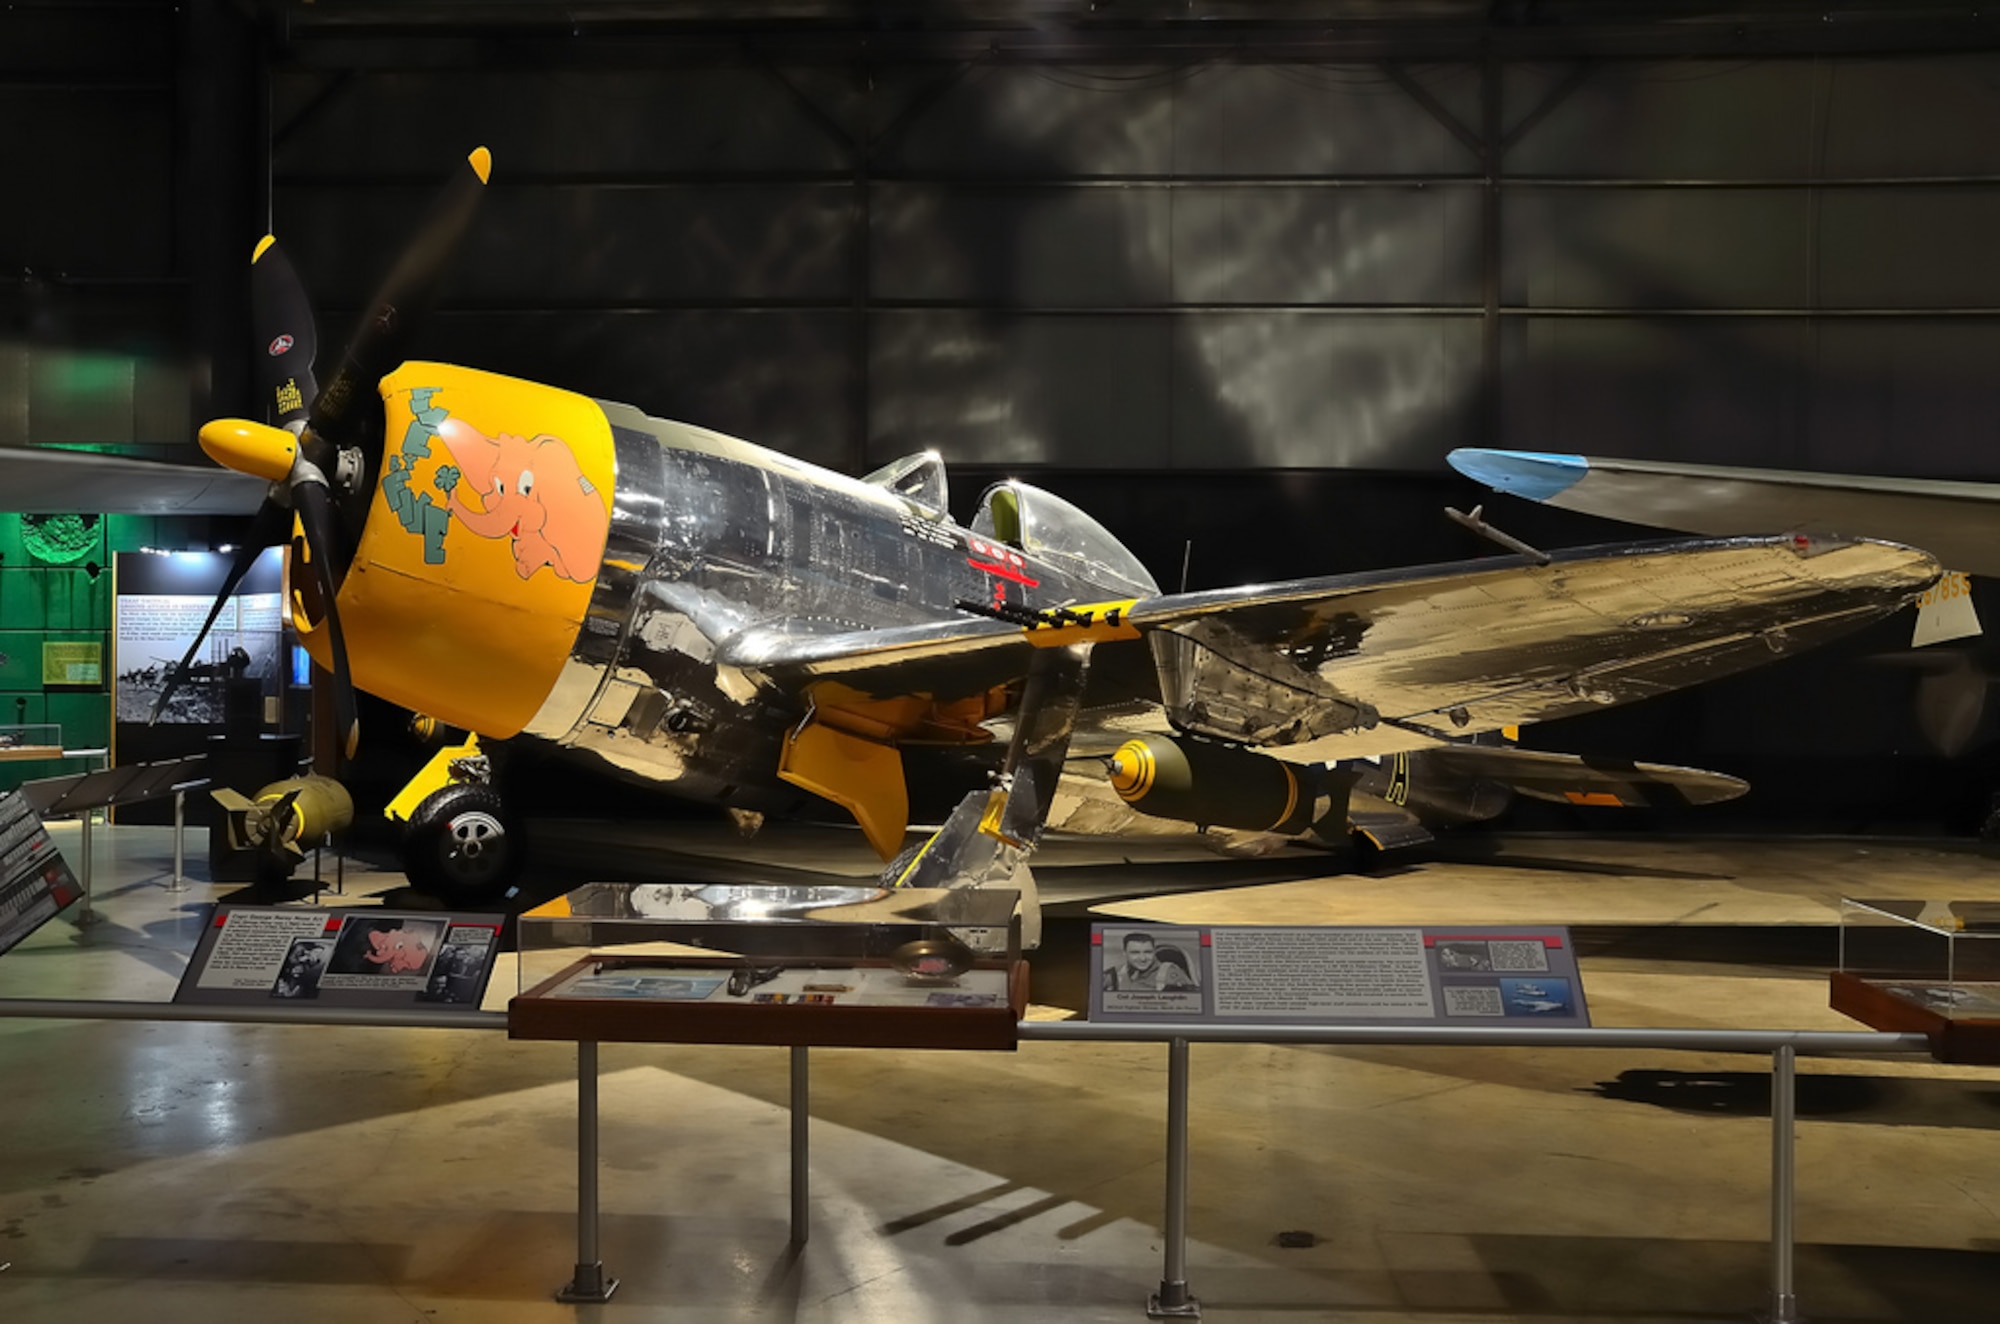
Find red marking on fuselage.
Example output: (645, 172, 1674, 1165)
(967, 557, 1040, 588)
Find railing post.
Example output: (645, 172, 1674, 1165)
(168, 790, 187, 893)
(74, 811, 100, 926)
(1767, 1043, 1801, 1323)
(1149, 1036, 1200, 1318)
(557, 1040, 618, 1303)
(791, 1044, 810, 1244)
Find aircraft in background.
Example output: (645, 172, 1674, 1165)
(1449, 447, 2000, 753)
(0, 151, 1942, 918)
(1446, 449, 2000, 581)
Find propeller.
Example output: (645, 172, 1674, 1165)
(152, 147, 491, 761)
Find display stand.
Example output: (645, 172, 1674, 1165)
(514, 953, 1026, 1049)
(1831, 898, 2000, 1063)
(555, 1040, 617, 1304)
(510, 882, 1026, 1301)
(1150, 1036, 1198, 1319)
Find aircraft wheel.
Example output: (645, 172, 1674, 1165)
(402, 784, 522, 903)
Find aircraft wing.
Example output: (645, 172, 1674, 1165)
(1449, 448, 2000, 578)
(722, 534, 1937, 756)
(0, 447, 267, 515)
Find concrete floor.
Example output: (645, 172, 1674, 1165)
(4, 823, 2000, 1322)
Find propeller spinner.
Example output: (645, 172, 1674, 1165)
(151, 147, 492, 759)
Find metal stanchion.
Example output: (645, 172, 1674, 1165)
(1766, 1044, 1802, 1324)
(74, 812, 100, 927)
(1149, 1036, 1200, 1319)
(167, 790, 187, 893)
(557, 1040, 618, 1303)
(791, 1045, 810, 1244)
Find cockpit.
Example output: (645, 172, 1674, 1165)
(971, 478, 1158, 596)
(860, 451, 949, 517)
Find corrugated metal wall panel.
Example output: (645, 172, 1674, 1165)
(249, 52, 2000, 477)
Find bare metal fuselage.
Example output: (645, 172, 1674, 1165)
(507, 406, 1128, 816)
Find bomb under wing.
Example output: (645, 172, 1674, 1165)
(1100, 734, 1750, 854)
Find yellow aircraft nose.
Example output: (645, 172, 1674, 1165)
(199, 418, 297, 483)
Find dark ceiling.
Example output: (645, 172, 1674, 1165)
(240, 1, 2000, 62)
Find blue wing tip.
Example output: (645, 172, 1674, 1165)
(1447, 448, 1589, 503)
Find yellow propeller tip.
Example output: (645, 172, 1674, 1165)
(251, 234, 277, 263)
(468, 146, 491, 184)
(199, 418, 299, 484)
(343, 726, 361, 761)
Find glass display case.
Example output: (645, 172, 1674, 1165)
(511, 883, 1026, 1050)
(0, 724, 65, 761)
(1831, 897, 2000, 1062)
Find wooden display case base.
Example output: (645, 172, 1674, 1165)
(511, 955, 1028, 1051)
(1830, 969, 2000, 1064)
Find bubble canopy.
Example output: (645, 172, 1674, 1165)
(972, 479, 1158, 596)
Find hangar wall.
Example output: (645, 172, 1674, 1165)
(268, 46, 2000, 480)
(1, 0, 252, 782)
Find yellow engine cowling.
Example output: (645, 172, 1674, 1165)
(295, 362, 618, 738)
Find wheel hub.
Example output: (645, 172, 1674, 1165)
(442, 810, 506, 881)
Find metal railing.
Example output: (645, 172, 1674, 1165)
(0, 997, 1931, 1321)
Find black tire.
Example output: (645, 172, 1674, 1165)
(401, 784, 522, 904)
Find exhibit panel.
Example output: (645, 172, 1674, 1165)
(512, 884, 1027, 1050)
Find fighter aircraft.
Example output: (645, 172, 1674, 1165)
(4, 149, 1942, 911)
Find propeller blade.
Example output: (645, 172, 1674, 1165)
(250, 235, 319, 429)
(307, 146, 491, 456)
(148, 501, 290, 726)
(293, 480, 361, 760)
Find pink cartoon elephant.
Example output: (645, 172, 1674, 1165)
(436, 417, 609, 582)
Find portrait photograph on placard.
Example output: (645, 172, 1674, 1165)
(1100, 926, 1204, 1014)
(271, 938, 332, 1000)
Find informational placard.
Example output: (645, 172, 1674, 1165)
(113, 549, 285, 724)
(174, 906, 506, 1009)
(41, 641, 102, 685)
(1088, 923, 1589, 1027)
(0, 790, 82, 957)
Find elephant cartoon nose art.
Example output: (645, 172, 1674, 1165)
(435, 415, 610, 582)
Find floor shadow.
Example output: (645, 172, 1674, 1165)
(1569, 923, 1839, 969)
(1454, 1231, 2000, 1321)
(1427, 838, 1736, 882)
(1589, 1068, 2000, 1129)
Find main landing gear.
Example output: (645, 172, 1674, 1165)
(400, 781, 523, 904)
